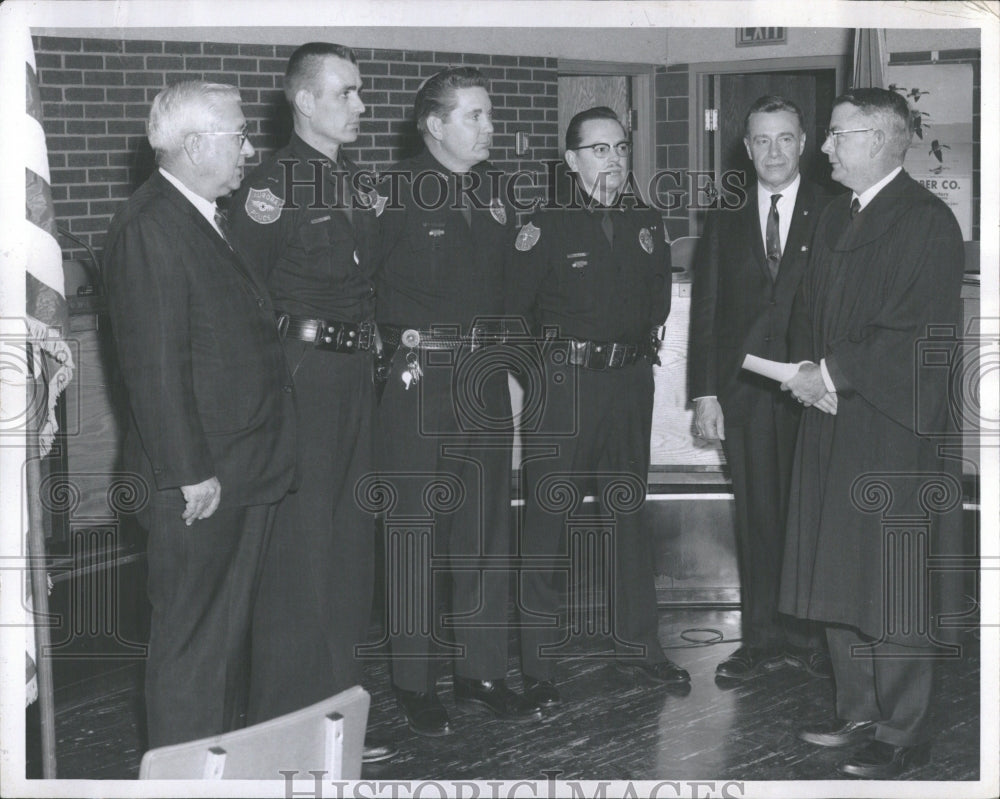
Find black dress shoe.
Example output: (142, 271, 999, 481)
(362, 734, 398, 764)
(523, 676, 561, 708)
(453, 677, 542, 722)
(394, 687, 453, 737)
(715, 646, 783, 680)
(616, 659, 691, 685)
(839, 739, 931, 778)
(799, 719, 876, 748)
(785, 647, 833, 679)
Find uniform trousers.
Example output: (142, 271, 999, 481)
(722, 394, 822, 650)
(375, 345, 513, 693)
(518, 359, 666, 681)
(144, 495, 275, 748)
(248, 345, 375, 723)
(826, 624, 935, 745)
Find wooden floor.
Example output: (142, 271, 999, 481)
(25, 607, 982, 784)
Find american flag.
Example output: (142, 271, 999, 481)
(2, 25, 75, 707)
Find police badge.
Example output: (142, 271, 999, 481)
(490, 200, 507, 226)
(245, 187, 283, 224)
(515, 222, 540, 252)
(639, 227, 654, 254)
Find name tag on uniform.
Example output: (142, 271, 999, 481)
(567, 252, 589, 269)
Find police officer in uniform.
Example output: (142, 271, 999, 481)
(374, 66, 541, 736)
(227, 42, 395, 763)
(507, 106, 689, 706)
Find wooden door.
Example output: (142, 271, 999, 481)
(557, 75, 631, 153)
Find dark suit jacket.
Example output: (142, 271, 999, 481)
(688, 178, 829, 424)
(103, 170, 296, 509)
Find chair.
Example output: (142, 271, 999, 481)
(669, 235, 700, 280)
(138, 685, 369, 781)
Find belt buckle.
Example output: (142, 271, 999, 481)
(358, 320, 375, 351)
(589, 343, 608, 370)
(607, 343, 626, 369)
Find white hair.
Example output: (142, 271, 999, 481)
(147, 81, 241, 164)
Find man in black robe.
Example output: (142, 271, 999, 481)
(780, 88, 965, 778)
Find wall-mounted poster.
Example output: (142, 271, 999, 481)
(886, 63, 974, 240)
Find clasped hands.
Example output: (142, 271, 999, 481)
(781, 361, 837, 415)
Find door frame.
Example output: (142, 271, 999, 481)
(686, 55, 850, 235)
(558, 59, 657, 203)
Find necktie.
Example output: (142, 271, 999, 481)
(600, 209, 614, 246)
(460, 196, 472, 228)
(214, 206, 232, 248)
(765, 193, 782, 279)
(850, 196, 861, 219)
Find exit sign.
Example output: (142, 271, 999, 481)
(736, 27, 786, 46)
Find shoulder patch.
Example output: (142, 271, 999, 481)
(245, 187, 283, 224)
(490, 200, 507, 226)
(639, 227, 654, 254)
(515, 222, 540, 252)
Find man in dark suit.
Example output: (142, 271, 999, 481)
(103, 81, 296, 748)
(782, 88, 965, 778)
(689, 95, 830, 682)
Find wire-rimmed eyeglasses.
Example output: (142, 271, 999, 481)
(194, 122, 251, 147)
(824, 127, 875, 141)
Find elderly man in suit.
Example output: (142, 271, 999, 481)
(781, 87, 965, 778)
(689, 95, 830, 682)
(104, 81, 296, 748)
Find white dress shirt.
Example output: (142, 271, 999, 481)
(756, 172, 800, 255)
(159, 167, 228, 241)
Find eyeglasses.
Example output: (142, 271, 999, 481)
(194, 122, 251, 147)
(824, 127, 875, 141)
(573, 141, 631, 159)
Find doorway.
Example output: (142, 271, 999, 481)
(690, 55, 849, 233)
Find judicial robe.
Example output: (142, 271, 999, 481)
(778, 170, 966, 640)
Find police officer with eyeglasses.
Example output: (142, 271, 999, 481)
(507, 106, 688, 706)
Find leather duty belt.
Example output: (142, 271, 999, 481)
(275, 312, 377, 353)
(556, 327, 665, 370)
(379, 323, 509, 352)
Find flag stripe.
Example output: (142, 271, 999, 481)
(26, 167, 58, 238)
(24, 117, 51, 182)
(26, 62, 42, 124)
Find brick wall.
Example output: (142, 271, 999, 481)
(33, 36, 560, 263)
(654, 64, 690, 241)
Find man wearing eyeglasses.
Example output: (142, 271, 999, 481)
(688, 95, 830, 685)
(226, 43, 397, 764)
(780, 88, 965, 778)
(507, 106, 684, 703)
(103, 81, 296, 747)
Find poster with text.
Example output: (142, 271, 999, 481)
(887, 63, 974, 240)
